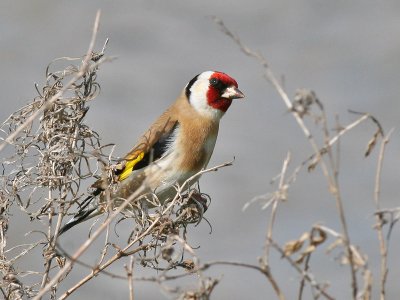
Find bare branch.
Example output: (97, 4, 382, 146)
(125, 257, 135, 300)
(373, 128, 394, 300)
(58, 160, 232, 299)
(212, 17, 363, 298)
(0, 11, 103, 154)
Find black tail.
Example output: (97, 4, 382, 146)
(59, 207, 98, 235)
(59, 191, 101, 235)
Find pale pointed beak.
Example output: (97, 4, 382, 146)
(221, 86, 245, 99)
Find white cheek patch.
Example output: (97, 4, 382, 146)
(189, 71, 225, 119)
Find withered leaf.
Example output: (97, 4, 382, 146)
(310, 227, 327, 246)
(283, 232, 309, 256)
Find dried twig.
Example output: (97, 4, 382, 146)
(269, 238, 334, 300)
(58, 161, 232, 299)
(0, 11, 102, 154)
(0, 9, 113, 299)
(125, 257, 135, 300)
(213, 17, 361, 298)
(373, 128, 394, 300)
(264, 152, 291, 263)
(31, 10, 105, 299)
(36, 183, 147, 300)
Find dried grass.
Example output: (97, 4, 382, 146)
(0, 12, 398, 300)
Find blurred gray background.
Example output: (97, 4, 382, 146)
(1, 1, 400, 299)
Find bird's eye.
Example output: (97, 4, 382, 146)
(209, 78, 219, 86)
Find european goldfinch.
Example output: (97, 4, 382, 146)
(60, 71, 244, 234)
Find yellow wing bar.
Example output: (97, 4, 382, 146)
(118, 151, 145, 181)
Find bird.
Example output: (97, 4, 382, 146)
(59, 71, 244, 234)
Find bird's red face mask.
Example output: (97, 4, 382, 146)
(207, 72, 244, 112)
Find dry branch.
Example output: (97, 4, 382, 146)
(0, 11, 397, 300)
(373, 128, 395, 300)
(212, 16, 391, 300)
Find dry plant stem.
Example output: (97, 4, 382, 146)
(59, 161, 232, 299)
(135, 235, 200, 291)
(259, 153, 291, 300)
(0, 10, 101, 154)
(211, 17, 313, 151)
(298, 253, 311, 300)
(3, 12, 107, 298)
(55, 243, 128, 280)
(147, 260, 283, 299)
(214, 16, 335, 189)
(323, 123, 358, 299)
(264, 152, 291, 264)
(153, 259, 331, 300)
(287, 114, 371, 192)
(97, 222, 111, 266)
(361, 269, 373, 300)
(323, 114, 358, 299)
(258, 264, 284, 300)
(268, 239, 334, 300)
(264, 114, 371, 206)
(39, 189, 68, 297)
(213, 17, 358, 298)
(304, 113, 370, 166)
(31, 11, 106, 298)
(204, 261, 284, 292)
(374, 128, 394, 300)
(262, 271, 284, 300)
(125, 257, 135, 300)
(59, 215, 151, 300)
(326, 114, 369, 150)
(34, 184, 147, 300)
(38, 204, 54, 294)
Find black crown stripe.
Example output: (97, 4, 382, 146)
(185, 74, 200, 100)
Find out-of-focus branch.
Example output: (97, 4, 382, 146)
(212, 16, 360, 298)
(264, 152, 290, 262)
(125, 257, 135, 300)
(261, 153, 291, 300)
(268, 238, 334, 300)
(374, 128, 394, 300)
